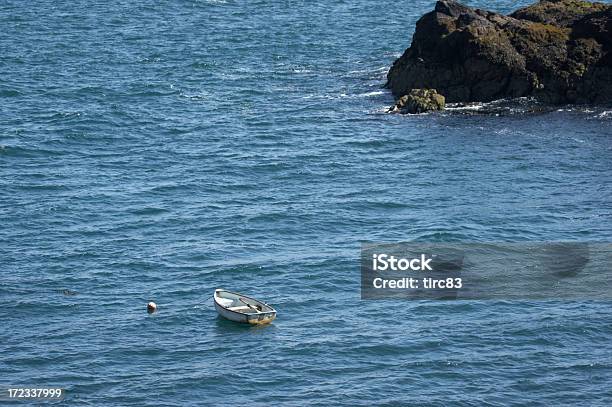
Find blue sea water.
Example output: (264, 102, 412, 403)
(1, 0, 612, 405)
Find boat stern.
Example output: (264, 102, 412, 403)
(247, 312, 277, 325)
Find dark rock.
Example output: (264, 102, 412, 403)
(389, 89, 446, 113)
(386, 0, 612, 105)
(511, 0, 608, 27)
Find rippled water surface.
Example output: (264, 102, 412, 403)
(1, 0, 612, 405)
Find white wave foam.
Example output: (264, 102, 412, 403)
(359, 90, 385, 97)
(446, 103, 486, 111)
(301, 89, 388, 100)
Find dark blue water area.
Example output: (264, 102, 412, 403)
(1, 0, 612, 405)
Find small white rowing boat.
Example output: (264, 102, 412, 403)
(213, 289, 277, 325)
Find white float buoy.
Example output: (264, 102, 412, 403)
(147, 301, 157, 313)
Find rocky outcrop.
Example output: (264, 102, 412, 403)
(389, 89, 446, 113)
(386, 0, 612, 105)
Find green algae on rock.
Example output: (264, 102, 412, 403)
(389, 89, 446, 114)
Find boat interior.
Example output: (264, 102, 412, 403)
(215, 290, 274, 315)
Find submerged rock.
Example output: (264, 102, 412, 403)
(389, 89, 446, 114)
(386, 0, 612, 105)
